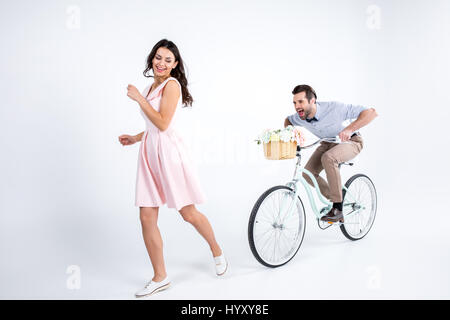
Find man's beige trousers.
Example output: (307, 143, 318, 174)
(302, 135, 364, 203)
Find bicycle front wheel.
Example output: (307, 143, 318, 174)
(248, 185, 306, 268)
(340, 174, 377, 240)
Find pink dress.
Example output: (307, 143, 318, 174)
(135, 77, 206, 210)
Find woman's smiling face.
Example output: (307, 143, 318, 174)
(152, 47, 178, 77)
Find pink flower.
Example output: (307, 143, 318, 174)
(293, 127, 305, 147)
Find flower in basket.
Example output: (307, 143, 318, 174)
(257, 129, 272, 144)
(292, 126, 305, 147)
(270, 133, 280, 142)
(279, 129, 292, 142)
(255, 125, 305, 147)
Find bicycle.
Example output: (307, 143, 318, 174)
(248, 137, 377, 268)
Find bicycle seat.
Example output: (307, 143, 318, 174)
(338, 162, 354, 168)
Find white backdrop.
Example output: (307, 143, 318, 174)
(1, 0, 449, 299)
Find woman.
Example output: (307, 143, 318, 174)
(119, 39, 227, 298)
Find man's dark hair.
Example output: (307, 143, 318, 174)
(292, 85, 317, 102)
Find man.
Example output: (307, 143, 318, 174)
(284, 85, 377, 223)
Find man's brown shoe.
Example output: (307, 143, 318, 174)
(320, 208, 344, 223)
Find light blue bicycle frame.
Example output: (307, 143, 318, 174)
(280, 148, 365, 223)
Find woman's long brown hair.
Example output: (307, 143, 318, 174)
(143, 39, 193, 107)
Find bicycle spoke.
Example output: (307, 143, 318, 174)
(258, 228, 276, 254)
(254, 226, 275, 241)
(260, 205, 276, 223)
(256, 217, 275, 225)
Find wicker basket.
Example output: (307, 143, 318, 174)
(263, 141, 297, 160)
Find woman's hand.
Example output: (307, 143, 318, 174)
(118, 134, 138, 146)
(127, 84, 143, 102)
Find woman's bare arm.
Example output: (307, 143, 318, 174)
(134, 131, 145, 141)
(136, 80, 180, 131)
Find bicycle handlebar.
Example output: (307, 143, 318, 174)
(299, 137, 342, 150)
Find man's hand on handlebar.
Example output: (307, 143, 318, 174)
(338, 128, 353, 142)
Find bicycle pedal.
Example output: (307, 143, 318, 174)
(327, 219, 344, 225)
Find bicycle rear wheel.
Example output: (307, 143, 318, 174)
(248, 185, 306, 268)
(340, 174, 377, 240)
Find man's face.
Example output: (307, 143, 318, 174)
(293, 92, 315, 120)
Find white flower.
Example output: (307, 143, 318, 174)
(279, 129, 291, 142)
(270, 133, 280, 142)
(256, 126, 305, 145)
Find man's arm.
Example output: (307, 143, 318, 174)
(284, 117, 293, 128)
(339, 108, 378, 141)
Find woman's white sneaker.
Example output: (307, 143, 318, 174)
(214, 254, 228, 276)
(135, 276, 171, 298)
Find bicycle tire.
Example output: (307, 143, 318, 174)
(248, 185, 306, 268)
(340, 174, 377, 241)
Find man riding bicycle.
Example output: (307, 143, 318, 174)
(284, 85, 377, 223)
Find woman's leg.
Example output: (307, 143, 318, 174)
(178, 204, 222, 257)
(139, 207, 167, 281)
